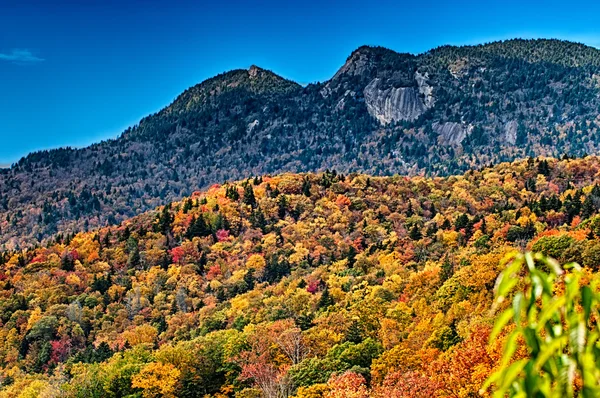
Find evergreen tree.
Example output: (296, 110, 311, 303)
(318, 285, 334, 309)
(302, 177, 312, 197)
(157, 204, 174, 234)
(537, 159, 551, 176)
(406, 201, 414, 217)
(440, 257, 454, 283)
(516, 123, 528, 146)
(182, 198, 193, 213)
(250, 208, 267, 232)
(226, 185, 240, 201)
(120, 226, 131, 242)
(455, 214, 469, 230)
(347, 245, 357, 267)
(127, 239, 141, 269)
(186, 215, 210, 239)
(277, 195, 288, 219)
(161, 250, 172, 271)
(429, 203, 437, 217)
(243, 268, 255, 291)
(345, 319, 363, 343)
(582, 195, 595, 219)
(409, 225, 422, 240)
(243, 183, 257, 208)
(60, 251, 75, 272)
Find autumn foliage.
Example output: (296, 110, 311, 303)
(2, 157, 600, 396)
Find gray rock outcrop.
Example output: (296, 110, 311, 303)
(364, 72, 434, 125)
(434, 122, 469, 145)
(504, 120, 518, 145)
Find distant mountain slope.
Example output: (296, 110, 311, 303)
(1, 38, 600, 247)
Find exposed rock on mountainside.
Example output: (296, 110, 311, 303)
(434, 122, 469, 145)
(2, 39, 600, 247)
(415, 71, 435, 108)
(364, 77, 432, 124)
(504, 120, 518, 145)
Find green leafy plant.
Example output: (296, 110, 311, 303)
(483, 252, 600, 397)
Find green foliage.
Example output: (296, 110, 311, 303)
(329, 338, 383, 369)
(531, 234, 576, 262)
(289, 357, 347, 387)
(427, 324, 461, 351)
(484, 252, 600, 397)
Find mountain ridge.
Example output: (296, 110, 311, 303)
(2, 38, 600, 248)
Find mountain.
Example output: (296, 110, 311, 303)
(3, 156, 600, 396)
(2, 38, 600, 247)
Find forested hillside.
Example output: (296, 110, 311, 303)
(2, 39, 600, 247)
(3, 156, 600, 396)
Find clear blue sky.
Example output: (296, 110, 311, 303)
(1, 0, 600, 165)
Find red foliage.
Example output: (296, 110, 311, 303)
(50, 338, 72, 364)
(335, 195, 351, 208)
(373, 370, 441, 398)
(216, 229, 230, 242)
(326, 371, 369, 398)
(306, 280, 320, 294)
(170, 247, 185, 265)
(352, 237, 364, 251)
(206, 264, 221, 280)
(30, 252, 49, 264)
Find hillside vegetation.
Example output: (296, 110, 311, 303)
(2, 39, 600, 247)
(3, 156, 600, 396)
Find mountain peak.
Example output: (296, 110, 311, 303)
(163, 66, 300, 115)
(248, 64, 262, 77)
(332, 45, 414, 80)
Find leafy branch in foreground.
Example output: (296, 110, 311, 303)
(483, 252, 600, 397)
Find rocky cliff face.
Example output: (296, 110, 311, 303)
(504, 120, 518, 145)
(363, 80, 425, 124)
(434, 122, 469, 145)
(363, 70, 434, 125)
(415, 71, 435, 108)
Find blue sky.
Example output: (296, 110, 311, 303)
(1, 0, 600, 165)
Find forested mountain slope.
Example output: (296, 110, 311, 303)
(2, 38, 600, 247)
(3, 156, 600, 396)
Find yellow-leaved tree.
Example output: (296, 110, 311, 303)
(131, 361, 180, 398)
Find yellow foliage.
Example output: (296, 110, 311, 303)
(131, 361, 181, 398)
(107, 284, 126, 301)
(378, 252, 401, 276)
(289, 243, 310, 265)
(246, 254, 266, 273)
(303, 326, 343, 357)
(123, 324, 158, 347)
(379, 318, 402, 349)
(229, 296, 251, 315)
(295, 383, 330, 398)
(26, 308, 42, 332)
(65, 273, 81, 286)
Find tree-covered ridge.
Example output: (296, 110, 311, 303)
(4, 156, 600, 396)
(2, 38, 600, 248)
(427, 38, 600, 68)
